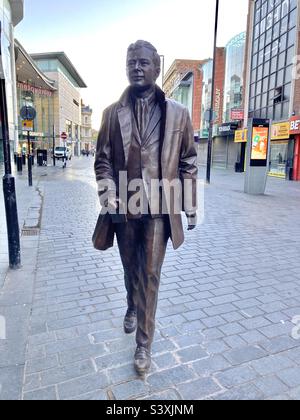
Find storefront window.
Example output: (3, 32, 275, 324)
(269, 140, 288, 177)
(17, 84, 55, 154)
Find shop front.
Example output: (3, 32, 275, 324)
(290, 116, 300, 181)
(234, 128, 248, 172)
(213, 123, 238, 169)
(269, 122, 293, 180)
(15, 40, 56, 158)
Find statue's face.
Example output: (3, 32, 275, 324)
(127, 47, 160, 90)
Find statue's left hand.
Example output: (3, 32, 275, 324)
(187, 214, 197, 231)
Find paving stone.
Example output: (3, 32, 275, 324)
(147, 366, 196, 390)
(216, 366, 258, 388)
(26, 355, 59, 375)
(57, 373, 110, 400)
(254, 376, 288, 398)
(192, 355, 231, 376)
(224, 346, 267, 365)
(216, 384, 264, 401)
(177, 378, 222, 400)
(142, 389, 181, 400)
(277, 368, 300, 388)
(251, 354, 294, 375)
(112, 380, 149, 400)
(176, 346, 209, 363)
(40, 360, 95, 387)
(23, 386, 57, 401)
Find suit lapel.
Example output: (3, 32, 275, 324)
(117, 106, 133, 167)
(143, 104, 161, 145)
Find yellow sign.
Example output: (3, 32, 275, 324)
(22, 120, 34, 131)
(271, 122, 290, 140)
(234, 129, 248, 143)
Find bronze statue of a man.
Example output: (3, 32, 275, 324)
(94, 40, 198, 375)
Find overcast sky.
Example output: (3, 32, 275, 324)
(15, 0, 249, 129)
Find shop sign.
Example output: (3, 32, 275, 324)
(234, 129, 248, 143)
(271, 122, 290, 140)
(199, 129, 209, 139)
(22, 131, 44, 137)
(17, 82, 53, 97)
(231, 109, 244, 121)
(22, 120, 33, 131)
(218, 123, 238, 137)
(290, 116, 300, 135)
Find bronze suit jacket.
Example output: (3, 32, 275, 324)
(94, 86, 198, 250)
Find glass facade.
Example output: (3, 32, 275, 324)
(16, 83, 55, 154)
(0, 0, 14, 162)
(171, 73, 193, 118)
(200, 59, 213, 138)
(249, 0, 298, 120)
(223, 32, 246, 123)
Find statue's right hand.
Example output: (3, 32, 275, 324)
(108, 197, 118, 210)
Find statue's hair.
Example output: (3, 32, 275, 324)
(127, 40, 161, 68)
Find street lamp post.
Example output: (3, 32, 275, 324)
(206, 0, 220, 184)
(0, 23, 21, 269)
(160, 54, 165, 88)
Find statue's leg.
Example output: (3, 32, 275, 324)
(136, 216, 170, 351)
(115, 220, 141, 313)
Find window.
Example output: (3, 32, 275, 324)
(250, 0, 297, 120)
(278, 51, 286, 69)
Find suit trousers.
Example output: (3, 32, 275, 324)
(115, 216, 170, 350)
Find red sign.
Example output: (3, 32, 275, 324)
(290, 116, 300, 135)
(61, 132, 68, 140)
(231, 109, 244, 121)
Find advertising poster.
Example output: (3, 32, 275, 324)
(251, 127, 269, 160)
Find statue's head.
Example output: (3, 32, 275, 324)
(126, 40, 161, 92)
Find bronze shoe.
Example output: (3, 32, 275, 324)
(123, 310, 137, 334)
(134, 346, 151, 375)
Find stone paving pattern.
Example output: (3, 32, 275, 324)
(2, 156, 300, 400)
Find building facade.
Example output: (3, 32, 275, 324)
(0, 0, 23, 162)
(244, 0, 299, 180)
(15, 39, 56, 156)
(199, 48, 226, 167)
(223, 32, 246, 123)
(163, 59, 208, 133)
(81, 103, 93, 152)
(31, 52, 87, 156)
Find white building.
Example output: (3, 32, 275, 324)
(81, 104, 93, 152)
(0, 0, 24, 161)
(31, 52, 87, 156)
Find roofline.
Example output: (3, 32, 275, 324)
(164, 58, 211, 82)
(30, 52, 87, 88)
(14, 39, 57, 91)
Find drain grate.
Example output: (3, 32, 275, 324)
(21, 228, 40, 237)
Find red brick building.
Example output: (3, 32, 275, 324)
(163, 59, 209, 132)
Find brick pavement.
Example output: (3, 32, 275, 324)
(2, 156, 300, 400)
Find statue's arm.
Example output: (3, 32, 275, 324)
(179, 109, 198, 229)
(94, 107, 117, 205)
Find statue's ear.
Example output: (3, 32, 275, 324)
(155, 67, 161, 81)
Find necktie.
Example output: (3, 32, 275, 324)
(135, 98, 149, 138)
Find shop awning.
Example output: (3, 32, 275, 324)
(14, 39, 57, 92)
